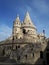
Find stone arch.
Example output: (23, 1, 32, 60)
(2, 48, 5, 56)
(23, 29, 26, 34)
(25, 54, 27, 59)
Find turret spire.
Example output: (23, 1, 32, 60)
(14, 14, 21, 26)
(26, 11, 30, 17)
(23, 11, 36, 29)
(15, 14, 20, 22)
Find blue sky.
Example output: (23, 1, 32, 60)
(0, 0, 49, 41)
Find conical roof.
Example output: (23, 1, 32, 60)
(14, 15, 21, 27)
(23, 11, 36, 29)
(15, 15, 20, 23)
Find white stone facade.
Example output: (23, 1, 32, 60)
(13, 11, 45, 42)
(0, 11, 47, 64)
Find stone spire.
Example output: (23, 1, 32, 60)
(23, 11, 36, 28)
(14, 15, 21, 25)
(24, 11, 31, 23)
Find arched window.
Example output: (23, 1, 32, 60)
(33, 53, 34, 57)
(23, 29, 26, 34)
(12, 36, 14, 40)
(16, 46, 17, 49)
(3, 48, 5, 56)
(25, 54, 27, 59)
(18, 45, 20, 48)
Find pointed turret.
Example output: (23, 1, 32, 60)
(16, 15, 20, 21)
(22, 11, 37, 38)
(14, 15, 20, 24)
(22, 11, 36, 29)
(24, 11, 32, 24)
(13, 15, 23, 39)
(14, 15, 21, 27)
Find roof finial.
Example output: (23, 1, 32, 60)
(17, 14, 19, 19)
(26, 11, 29, 16)
(15, 14, 20, 21)
(17, 14, 19, 17)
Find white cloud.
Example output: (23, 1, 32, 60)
(0, 24, 12, 41)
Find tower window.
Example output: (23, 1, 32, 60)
(12, 36, 14, 40)
(16, 46, 17, 49)
(3, 48, 5, 56)
(18, 45, 20, 48)
(25, 54, 27, 59)
(23, 29, 26, 34)
(33, 53, 34, 57)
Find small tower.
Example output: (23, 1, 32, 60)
(13, 15, 23, 39)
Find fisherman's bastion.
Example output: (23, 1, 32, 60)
(0, 11, 48, 65)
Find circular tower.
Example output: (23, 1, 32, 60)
(22, 11, 37, 39)
(13, 15, 23, 39)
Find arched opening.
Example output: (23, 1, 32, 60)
(33, 53, 34, 57)
(23, 29, 26, 34)
(25, 54, 27, 59)
(2, 48, 5, 56)
(18, 45, 20, 48)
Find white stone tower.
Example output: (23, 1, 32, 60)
(22, 11, 37, 39)
(13, 15, 23, 39)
